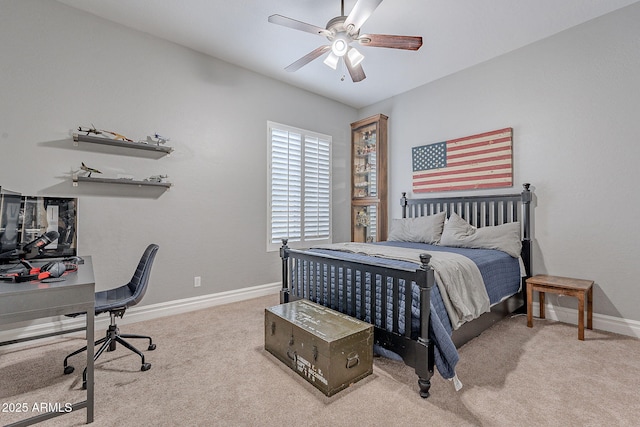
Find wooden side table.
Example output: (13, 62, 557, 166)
(526, 275, 594, 340)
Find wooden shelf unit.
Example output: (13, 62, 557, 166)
(350, 114, 388, 243)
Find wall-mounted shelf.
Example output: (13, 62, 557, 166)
(73, 133, 173, 154)
(73, 175, 172, 189)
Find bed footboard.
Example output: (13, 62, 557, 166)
(280, 239, 436, 398)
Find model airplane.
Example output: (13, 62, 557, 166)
(100, 129, 134, 142)
(144, 174, 168, 183)
(77, 125, 134, 142)
(78, 125, 102, 136)
(146, 133, 170, 145)
(80, 162, 102, 177)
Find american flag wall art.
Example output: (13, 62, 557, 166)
(412, 127, 513, 193)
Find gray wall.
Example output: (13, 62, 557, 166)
(3, 0, 639, 326)
(360, 3, 640, 322)
(0, 0, 356, 305)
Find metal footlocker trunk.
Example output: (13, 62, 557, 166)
(265, 300, 373, 397)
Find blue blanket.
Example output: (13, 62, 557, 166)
(306, 241, 521, 379)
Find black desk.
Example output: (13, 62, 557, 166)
(0, 257, 95, 426)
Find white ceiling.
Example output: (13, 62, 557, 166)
(56, 0, 638, 109)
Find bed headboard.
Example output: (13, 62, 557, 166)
(400, 183, 532, 276)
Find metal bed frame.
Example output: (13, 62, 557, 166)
(279, 184, 532, 398)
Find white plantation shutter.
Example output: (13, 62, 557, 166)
(270, 128, 302, 243)
(268, 122, 331, 250)
(303, 135, 331, 241)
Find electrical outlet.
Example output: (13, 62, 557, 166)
(194, 276, 201, 287)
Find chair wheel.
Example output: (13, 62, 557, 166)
(64, 366, 75, 375)
(148, 344, 156, 351)
(141, 363, 151, 371)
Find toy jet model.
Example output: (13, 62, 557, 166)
(100, 129, 134, 142)
(146, 133, 170, 145)
(144, 174, 168, 183)
(78, 125, 101, 136)
(80, 162, 102, 177)
(77, 125, 134, 142)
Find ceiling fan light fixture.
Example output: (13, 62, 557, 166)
(331, 34, 349, 57)
(347, 47, 364, 67)
(268, 0, 423, 82)
(323, 52, 340, 70)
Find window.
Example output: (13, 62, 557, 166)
(267, 122, 331, 251)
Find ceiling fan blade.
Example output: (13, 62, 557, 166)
(285, 45, 331, 72)
(345, 56, 366, 82)
(358, 34, 423, 50)
(268, 14, 331, 37)
(344, 0, 383, 34)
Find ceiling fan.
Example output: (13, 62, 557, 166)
(268, 0, 423, 82)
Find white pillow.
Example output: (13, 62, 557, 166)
(439, 212, 522, 257)
(387, 211, 446, 244)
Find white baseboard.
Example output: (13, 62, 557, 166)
(3, 286, 638, 347)
(0, 282, 281, 347)
(532, 302, 640, 339)
(118, 282, 281, 325)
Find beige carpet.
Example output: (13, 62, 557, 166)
(1, 294, 638, 427)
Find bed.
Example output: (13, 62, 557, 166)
(278, 183, 533, 398)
